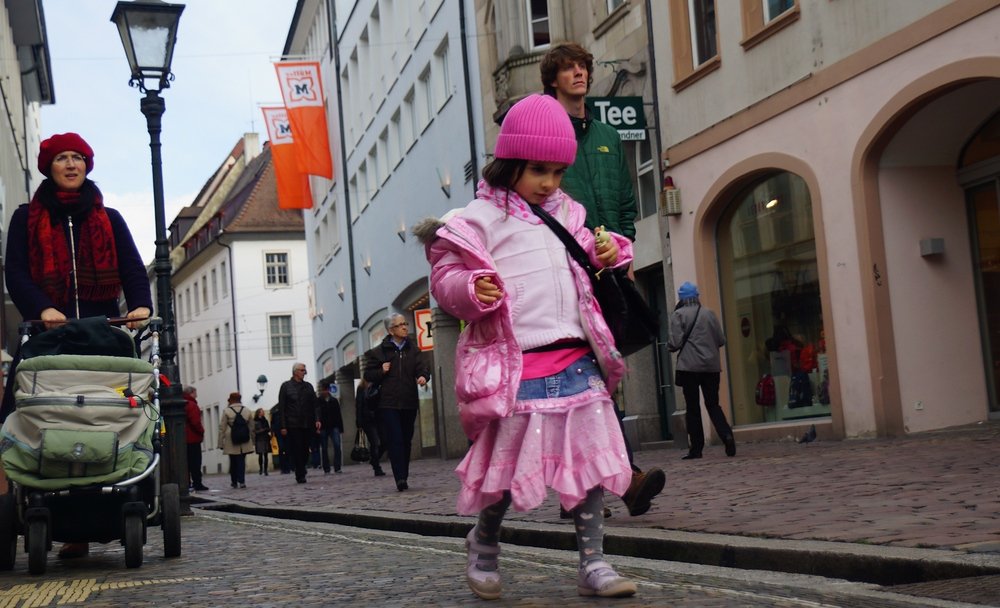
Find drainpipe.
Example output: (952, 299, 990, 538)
(215, 234, 240, 390)
(458, 0, 479, 181)
(644, 0, 678, 442)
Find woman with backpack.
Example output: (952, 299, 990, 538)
(219, 392, 254, 488)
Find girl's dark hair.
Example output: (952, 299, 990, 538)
(482, 157, 527, 190)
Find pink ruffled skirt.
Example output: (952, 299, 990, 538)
(455, 390, 632, 515)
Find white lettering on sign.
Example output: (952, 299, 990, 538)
(593, 100, 639, 128)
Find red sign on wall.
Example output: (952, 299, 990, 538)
(414, 309, 434, 351)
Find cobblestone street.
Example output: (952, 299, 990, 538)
(1, 510, 992, 607)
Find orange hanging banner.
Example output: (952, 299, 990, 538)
(274, 61, 334, 179)
(261, 106, 313, 209)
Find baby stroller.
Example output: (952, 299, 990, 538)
(0, 316, 181, 574)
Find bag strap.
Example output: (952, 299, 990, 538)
(675, 305, 701, 356)
(529, 204, 601, 282)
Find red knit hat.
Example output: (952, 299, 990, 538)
(38, 132, 94, 177)
(495, 94, 576, 165)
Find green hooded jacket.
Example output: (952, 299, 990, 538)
(559, 112, 638, 241)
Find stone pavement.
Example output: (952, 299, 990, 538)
(195, 421, 1000, 586)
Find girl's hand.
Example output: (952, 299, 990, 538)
(474, 275, 503, 304)
(594, 226, 618, 267)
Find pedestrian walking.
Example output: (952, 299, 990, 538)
(277, 363, 321, 483)
(219, 392, 253, 488)
(363, 314, 430, 491)
(416, 94, 637, 599)
(253, 407, 272, 475)
(355, 378, 385, 476)
(317, 379, 344, 474)
(541, 42, 665, 517)
(184, 385, 209, 491)
(669, 282, 735, 459)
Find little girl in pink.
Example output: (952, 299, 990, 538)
(415, 94, 637, 600)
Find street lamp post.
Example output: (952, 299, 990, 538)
(111, 0, 188, 510)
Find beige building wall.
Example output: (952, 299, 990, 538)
(651, 0, 1000, 440)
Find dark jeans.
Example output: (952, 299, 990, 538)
(680, 371, 733, 455)
(310, 433, 322, 468)
(285, 427, 312, 481)
(320, 429, 343, 472)
(187, 442, 204, 487)
(379, 408, 417, 483)
(228, 453, 246, 485)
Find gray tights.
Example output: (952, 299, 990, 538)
(473, 487, 605, 566)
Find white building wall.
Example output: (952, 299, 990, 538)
(175, 237, 313, 475)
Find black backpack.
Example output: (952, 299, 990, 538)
(229, 406, 250, 444)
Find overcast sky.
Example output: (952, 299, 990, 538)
(40, 0, 299, 264)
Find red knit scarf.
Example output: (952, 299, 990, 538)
(27, 181, 120, 310)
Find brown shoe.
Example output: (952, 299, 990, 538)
(57, 542, 89, 559)
(621, 468, 666, 516)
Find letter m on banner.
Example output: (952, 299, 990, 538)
(275, 61, 334, 179)
(261, 106, 312, 209)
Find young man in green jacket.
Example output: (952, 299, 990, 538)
(541, 42, 664, 517)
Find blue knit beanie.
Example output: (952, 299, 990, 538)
(678, 281, 699, 299)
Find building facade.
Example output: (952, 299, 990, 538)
(283, 0, 488, 456)
(168, 138, 314, 475)
(650, 0, 1000, 441)
(0, 0, 54, 354)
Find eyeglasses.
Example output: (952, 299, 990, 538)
(52, 153, 87, 166)
(390, 322, 409, 329)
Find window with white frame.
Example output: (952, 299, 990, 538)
(176, 293, 183, 323)
(268, 314, 294, 358)
(368, 146, 380, 195)
(205, 332, 212, 376)
(527, 0, 550, 49)
(378, 129, 389, 185)
(764, 0, 794, 21)
(193, 281, 200, 313)
(389, 110, 402, 168)
(265, 252, 290, 287)
(418, 66, 433, 129)
(224, 322, 233, 367)
(433, 41, 450, 111)
(196, 337, 204, 379)
(608, 0, 625, 12)
(350, 175, 360, 220)
(211, 268, 218, 303)
(201, 275, 208, 310)
(625, 138, 657, 220)
(403, 88, 416, 150)
(220, 260, 228, 297)
(689, 0, 717, 67)
(185, 288, 191, 319)
(214, 327, 222, 371)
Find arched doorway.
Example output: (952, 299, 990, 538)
(717, 171, 830, 427)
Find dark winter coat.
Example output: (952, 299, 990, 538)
(5, 180, 152, 320)
(277, 379, 319, 430)
(317, 395, 343, 432)
(363, 335, 430, 411)
(559, 112, 637, 241)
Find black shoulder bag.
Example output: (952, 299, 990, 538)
(672, 305, 701, 387)
(529, 205, 658, 356)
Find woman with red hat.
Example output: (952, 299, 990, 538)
(1, 133, 152, 559)
(4, 132, 151, 328)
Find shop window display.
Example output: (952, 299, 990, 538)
(717, 172, 830, 426)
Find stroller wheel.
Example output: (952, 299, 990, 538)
(0, 494, 16, 570)
(161, 484, 181, 558)
(27, 519, 47, 575)
(123, 514, 143, 569)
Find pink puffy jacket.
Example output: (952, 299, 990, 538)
(416, 190, 632, 441)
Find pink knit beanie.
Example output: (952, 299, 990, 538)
(494, 94, 576, 164)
